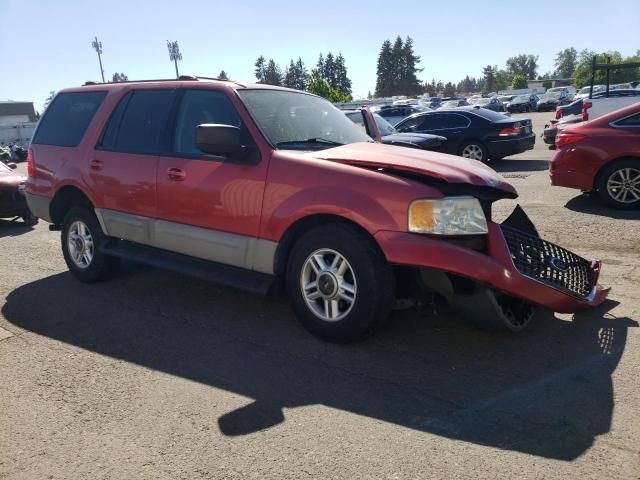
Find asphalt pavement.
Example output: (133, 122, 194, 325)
(1, 112, 639, 479)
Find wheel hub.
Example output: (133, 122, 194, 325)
(317, 272, 338, 298)
(300, 248, 357, 322)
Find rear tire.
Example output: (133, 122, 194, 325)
(286, 223, 395, 342)
(596, 159, 640, 209)
(61, 207, 119, 282)
(459, 141, 488, 163)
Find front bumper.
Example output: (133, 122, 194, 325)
(374, 213, 609, 313)
(488, 133, 535, 158)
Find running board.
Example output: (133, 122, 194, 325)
(100, 239, 276, 296)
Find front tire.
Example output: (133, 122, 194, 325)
(459, 141, 488, 163)
(596, 160, 640, 209)
(61, 207, 119, 282)
(286, 223, 395, 342)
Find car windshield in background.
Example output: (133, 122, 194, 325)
(475, 98, 491, 105)
(373, 114, 397, 136)
(441, 101, 459, 108)
(0, 162, 11, 172)
(514, 95, 529, 102)
(237, 90, 372, 149)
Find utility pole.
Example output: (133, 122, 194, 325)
(167, 40, 182, 78)
(91, 36, 105, 83)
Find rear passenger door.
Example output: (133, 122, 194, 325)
(154, 88, 269, 269)
(91, 88, 174, 244)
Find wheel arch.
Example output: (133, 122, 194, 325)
(50, 185, 94, 225)
(273, 214, 386, 277)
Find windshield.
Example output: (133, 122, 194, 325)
(514, 95, 529, 102)
(475, 98, 491, 105)
(0, 162, 10, 173)
(373, 114, 397, 135)
(237, 90, 372, 149)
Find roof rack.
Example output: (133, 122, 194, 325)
(82, 76, 242, 87)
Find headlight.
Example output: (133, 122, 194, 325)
(408, 196, 488, 235)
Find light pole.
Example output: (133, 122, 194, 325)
(167, 40, 182, 78)
(91, 36, 105, 83)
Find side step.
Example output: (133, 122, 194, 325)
(100, 239, 276, 296)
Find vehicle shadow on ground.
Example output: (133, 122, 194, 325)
(0, 218, 36, 238)
(491, 158, 548, 173)
(3, 268, 636, 460)
(565, 194, 640, 220)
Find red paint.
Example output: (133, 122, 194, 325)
(550, 103, 640, 192)
(27, 80, 608, 313)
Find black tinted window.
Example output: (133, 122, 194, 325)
(442, 114, 469, 128)
(173, 89, 241, 155)
(102, 89, 173, 154)
(615, 113, 640, 126)
(34, 91, 106, 147)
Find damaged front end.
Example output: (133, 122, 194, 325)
(377, 205, 610, 332)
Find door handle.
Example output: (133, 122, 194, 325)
(89, 159, 104, 171)
(166, 167, 186, 181)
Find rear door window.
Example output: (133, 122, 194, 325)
(33, 91, 107, 147)
(99, 89, 174, 155)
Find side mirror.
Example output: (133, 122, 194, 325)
(196, 124, 242, 156)
(7, 162, 17, 170)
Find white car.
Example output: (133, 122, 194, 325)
(574, 85, 606, 100)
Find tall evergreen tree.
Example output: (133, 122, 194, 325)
(374, 39, 393, 97)
(317, 53, 325, 78)
(400, 36, 422, 95)
(334, 53, 352, 96)
(482, 65, 496, 93)
(324, 52, 336, 88)
(264, 59, 282, 86)
(390, 36, 404, 94)
(254, 55, 266, 83)
(283, 58, 309, 91)
(217, 70, 229, 80)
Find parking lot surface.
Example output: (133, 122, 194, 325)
(1, 112, 639, 479)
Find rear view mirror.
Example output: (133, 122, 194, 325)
(196, 124, 242, 156)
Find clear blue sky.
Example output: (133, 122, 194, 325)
(1, 0, 638, 111)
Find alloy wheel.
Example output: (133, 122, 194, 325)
(461, 144, 484, 161)
(300, 248, 357, 322)
(67, 220, 94, 269)
(606, 167, 640, 204)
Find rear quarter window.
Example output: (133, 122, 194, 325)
(33, 91, 107, 147)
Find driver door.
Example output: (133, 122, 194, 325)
(155, 88, 268, 267)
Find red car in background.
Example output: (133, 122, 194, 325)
(550, 103, 640, 209)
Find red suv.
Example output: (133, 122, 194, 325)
(26, 79, 608, 342)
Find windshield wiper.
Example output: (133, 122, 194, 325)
(276, 137, 345, 148)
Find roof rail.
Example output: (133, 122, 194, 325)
(81, 76, 245, 87)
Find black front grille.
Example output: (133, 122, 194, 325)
(500, 225, 595, 299)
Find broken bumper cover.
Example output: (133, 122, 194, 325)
(374, 223, 609, 313)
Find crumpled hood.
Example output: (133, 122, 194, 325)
(309, 142, 517, 196)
